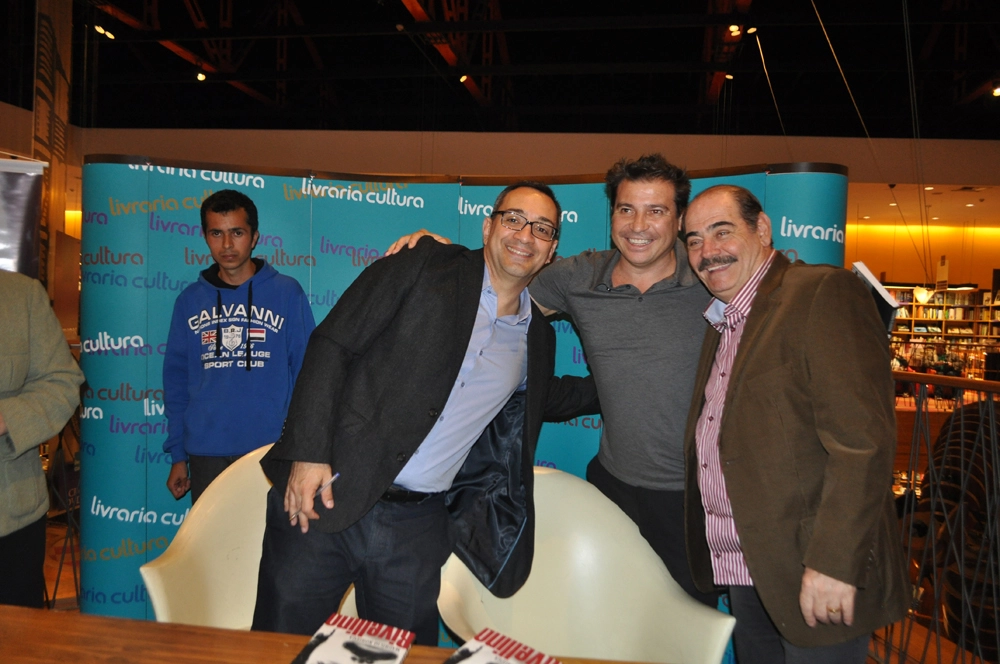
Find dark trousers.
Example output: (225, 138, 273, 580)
(0, 515, 47, 608)
(252, 487, 453, 645)
(586, 456, 718, 608)
(729, 585, 870, 664)
(188, 454, 241, 503)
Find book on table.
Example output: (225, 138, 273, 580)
(291, 613, 415, 664)
(442, 628, 561, 664)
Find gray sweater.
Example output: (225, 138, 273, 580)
(0, 270, 84, 536)
(529, 242, 710, 490)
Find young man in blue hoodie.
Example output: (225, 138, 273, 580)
(163, 189, 316, 502)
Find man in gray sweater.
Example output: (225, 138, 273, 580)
(0, 269, 85, 607)
(527, 155, 714, 606)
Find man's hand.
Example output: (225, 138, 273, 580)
(385, 230, 451, 256)
(799, 567, 857, 627)
(286, 461, 335, 534)
(166, 461, 191, 499)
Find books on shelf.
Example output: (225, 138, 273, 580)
(443, 628, 561, 664)
(291, 613, 415, 664)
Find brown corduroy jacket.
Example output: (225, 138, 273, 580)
(683, 252, 909, 647)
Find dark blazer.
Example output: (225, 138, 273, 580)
(683, 252, 908, 647)
(262, 238, 598, 597)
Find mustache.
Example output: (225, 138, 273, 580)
(697, 255, 738, 272)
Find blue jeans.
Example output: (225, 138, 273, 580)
(252, 487, 453, 645)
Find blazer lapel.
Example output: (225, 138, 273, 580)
(726, 251, 790, 392)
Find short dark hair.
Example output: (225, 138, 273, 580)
(200, 189, 259, 234)
(604, 154, 691, 215)
(492, 181, 563, 228)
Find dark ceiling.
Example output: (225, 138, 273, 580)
(9, 1, 1000, 139)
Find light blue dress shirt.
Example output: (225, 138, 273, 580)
(393, 267, 531, 493)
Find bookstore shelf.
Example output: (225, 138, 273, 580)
(887, 286, 1000, 380)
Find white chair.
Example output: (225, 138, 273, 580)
(140, 443, 359, 629)
(140, 444, 274, 630)
(438, 467, 735, 664)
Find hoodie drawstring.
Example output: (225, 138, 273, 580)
(214, 290, 222, 357)
(246, 280, 253, 372)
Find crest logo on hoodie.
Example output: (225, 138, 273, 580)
(222, 325, 243, 351)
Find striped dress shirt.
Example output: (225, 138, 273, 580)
(694, 249, 776, 587)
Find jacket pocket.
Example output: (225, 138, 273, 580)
(0, 354, 29, 394)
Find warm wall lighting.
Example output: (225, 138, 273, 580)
(196, 72, 207, 81)
(64, 210, 82, 239)
(459, 75, 468, 83)
(913, 286, 933, 304)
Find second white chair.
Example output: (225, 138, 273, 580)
(438, 467, 735, 664)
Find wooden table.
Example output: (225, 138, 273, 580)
(0, 606, 613, 664)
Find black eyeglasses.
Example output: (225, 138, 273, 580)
(493, 210, 559, 242)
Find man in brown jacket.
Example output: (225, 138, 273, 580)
(681, 185, 908, 663)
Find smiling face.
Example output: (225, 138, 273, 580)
(610, 178, 681, 277)
(204, 207, 259, 285)
(482, 186, 560, 287)
(684, 189, 772, 303)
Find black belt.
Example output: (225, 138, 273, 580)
(380, 485, 434, 503)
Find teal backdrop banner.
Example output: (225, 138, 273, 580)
(80, 157, 846, 620)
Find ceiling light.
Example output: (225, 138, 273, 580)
(863, 215, 870, 219)
(196, 73, 206, 81)
(747, 27, 757, 34)
(95, 25, 105, 34)
(932, 216, 939, 220)
(459, 75, 468, 83)
(993, 86, 1000, 97)
(889, 203, 897, 206)
(725, 74, 734, 80)
(966, 203, 974, 207)
(730, 29, 741, 36)
(924, 186, 934, 190)
(105, 31, 115, 39)
(729, 25, 740, 32)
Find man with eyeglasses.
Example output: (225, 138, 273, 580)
(389, 155, 716, 609)
(252, 182, 598, 642)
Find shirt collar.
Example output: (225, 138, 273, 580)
(703, 249, 777, 331)
(482, 266, 532, 330)
(595, 240, 702, 292)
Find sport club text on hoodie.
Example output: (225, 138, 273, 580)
(162, 258, 316, 463)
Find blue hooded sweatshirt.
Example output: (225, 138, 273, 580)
(162, 259, 315, 463)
